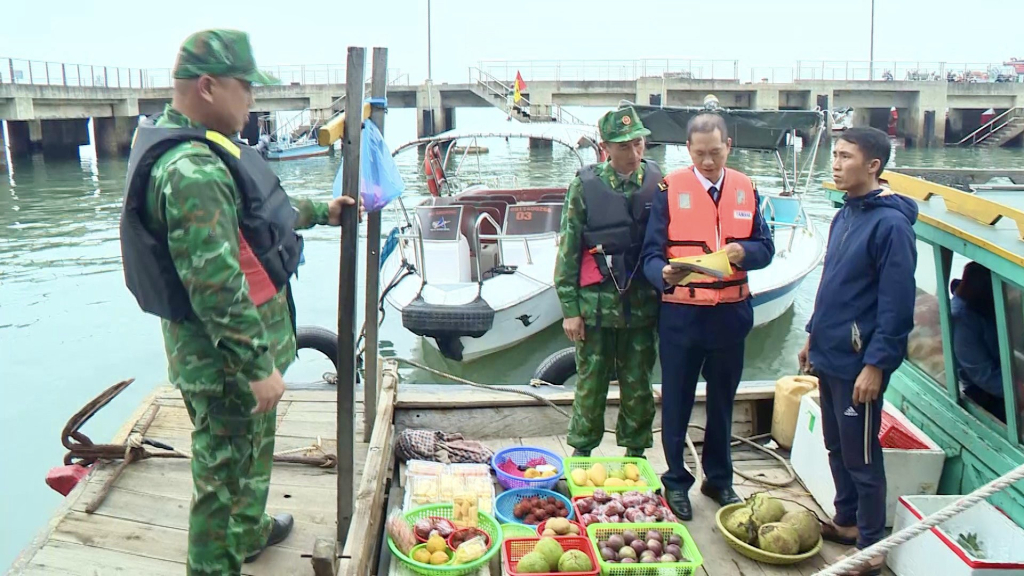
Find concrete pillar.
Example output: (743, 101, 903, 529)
(93, 116, 137, 157)
(416, 83, 443, 137)
(0, 122, 7, 174)
(755, 87, 780, 110)
(852, 108, 871, 129)
(40, 119, 89, 158)
(7, 120, 43, 157)
(441, 106, 456, 132)
(529, 138, 553, 151)
(635, 78, 664, 107)
(909, 84, 948, 146)
(241, 112, 263, 146)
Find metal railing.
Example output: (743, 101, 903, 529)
(1, 57, 149, 88)
(478, 58, 740, 82)
(469, 67, 586, 125)
(793, 60, 1022, 82)
(955, 107, 1024, 147)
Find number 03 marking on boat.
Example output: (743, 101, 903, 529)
(515, 211, 533, 221)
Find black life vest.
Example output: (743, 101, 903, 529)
(119, 118, 304, 322)
(579, 159, 662, 285)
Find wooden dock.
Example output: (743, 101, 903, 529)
(9, 386, 367, 576)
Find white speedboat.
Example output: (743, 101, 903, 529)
(379, 124, 603, 362)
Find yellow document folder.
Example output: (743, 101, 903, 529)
(669, 249, 732, 285)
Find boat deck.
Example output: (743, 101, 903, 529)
(9, 386, 364, 576)
(384, 384, 894, 576)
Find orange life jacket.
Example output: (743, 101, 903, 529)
(663, 166, 756, 306)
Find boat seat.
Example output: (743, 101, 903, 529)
(452, 200, 508, 235)
(415, 206, 472, 284)
(761, 196, 804, 225)
(538, 193, 566, 204)
(462, 193, 518, 205)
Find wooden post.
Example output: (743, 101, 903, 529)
(337, 45, 364, 549)
(363, 47, 388, 440)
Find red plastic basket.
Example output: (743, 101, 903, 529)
(571, 494, 675, 527)
(503, 536, 600, 575)
(878, 411, 929, 450)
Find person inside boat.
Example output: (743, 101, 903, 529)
(553, 106, 662, 460)
(800, 126, 918, 575)
(640, 113, 775, 521)
(118, 29, 357, 575)
(951, 262, 1007, 422)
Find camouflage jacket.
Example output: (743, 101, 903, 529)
(142, 105, 330, 394)
(553, 161, 659, 328)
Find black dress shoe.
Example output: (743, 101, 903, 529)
(571, 448, 591, 457)
(700, 483, 742, 506)
(244, 513, 295, 563)
(664, 489, 692, 521)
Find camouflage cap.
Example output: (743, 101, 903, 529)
(172, 29, 279, 85)
(598, 106, 651, 143)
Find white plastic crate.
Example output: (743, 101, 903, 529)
(791, 394, 945, 526)
(887, 495, 1024, 576)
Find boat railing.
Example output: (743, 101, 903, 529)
(761, 195, 811, 254)
(955, 107, 1024, 147)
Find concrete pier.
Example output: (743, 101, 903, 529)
(93, 116, 137, 157)
(4, 74, 1024, 148)
(0, 123, 7, 173)
(41, 119, 90, 157)
(7, 120, 42, 157)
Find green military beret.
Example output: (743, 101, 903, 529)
(172, 29, 279, 85)
(598, 106, 652, 143)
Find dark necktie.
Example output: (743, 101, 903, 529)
(709, 185, 720, 203)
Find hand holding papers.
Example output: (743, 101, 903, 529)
(668, 249, 733, 285)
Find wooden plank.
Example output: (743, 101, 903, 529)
(18, 540, 185, 576)
(395, 383, 776, 409)
(395, 400, 753, 442)
(685, 489, 770, 576)
(153, 387, 345, 404)
(73, 483, 337, 538)
(47, 512, 315, 575)
(340, 360, 398, 574)
(92, 454, 343, 490)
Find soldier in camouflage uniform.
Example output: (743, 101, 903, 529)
(553, 107, 661, 458)
(119, 30, 356, 575)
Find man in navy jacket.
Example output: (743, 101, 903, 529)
(640, 114, 775, 520)
(799, 126, 918, 574)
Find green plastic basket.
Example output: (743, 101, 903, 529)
(500, 523, 537, 540)
(587, 523, 704, 576)
(563, 457, 663, 497)
(715, 503, 823, 565)
(387, 503, 503, 575)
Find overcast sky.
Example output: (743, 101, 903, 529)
(3, 0, 1021, 83)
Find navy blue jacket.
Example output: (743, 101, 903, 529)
(807, 190, 918, 380)
(641, 175, 775, 348)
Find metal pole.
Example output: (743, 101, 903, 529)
(427, 0, 433, 82)
(337, 45, 364, 550)
(869, 0, 875, 80)
(426, 0, 434, 136)
(364, 47, 387, 440)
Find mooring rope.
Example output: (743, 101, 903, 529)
(395, 357, 795, 487)
(814, 460, 1024, 575)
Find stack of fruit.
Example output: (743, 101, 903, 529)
(595, 528, 688, 564)
(512, 537, 594, 574)
(574, 490, 677, 526)
(498, 456, 559, 479)
(411, 534, 454, 566)
(513, 495, 571, 525)
(721, 494, 821, 555)
(569, 462, 647, 488)
(538, 517, 582, 537)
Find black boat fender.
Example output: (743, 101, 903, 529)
(532, 347, 576, 387)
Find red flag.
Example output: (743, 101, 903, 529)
(513, 71, 527, 103)
(514, 71, 527, 91)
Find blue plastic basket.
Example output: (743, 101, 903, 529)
(491, 446, 564, 490)
(494, 488, 575, 526)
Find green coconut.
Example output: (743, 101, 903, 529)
(781, 510, 821, 552)
(724, 507, 758, 544)
(757, 522, 800, 555)
(516, 552, 551, 573)
(747, 493, 786, 527)
(533, 537, 564, 571)
(557, 549, 593, 572)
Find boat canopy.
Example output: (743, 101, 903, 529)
(391, 123, 602, 156)
(629, 104, 825, 151)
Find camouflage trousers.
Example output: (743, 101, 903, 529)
(567, 327, 658, 452)
(181, 381, 275, 575)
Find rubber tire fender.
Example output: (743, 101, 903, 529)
(296, 325, 339, 371)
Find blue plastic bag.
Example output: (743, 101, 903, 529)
(333, 118, 404, 213)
